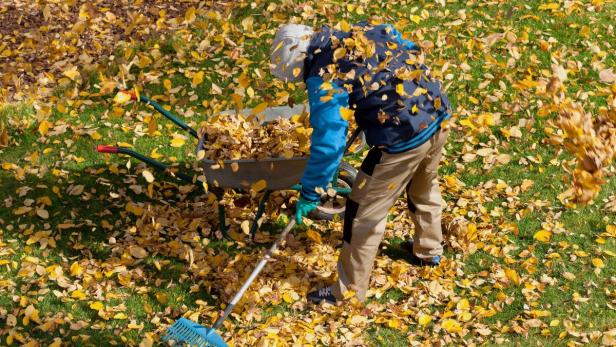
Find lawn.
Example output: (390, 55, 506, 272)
(1, 0, 615, 346)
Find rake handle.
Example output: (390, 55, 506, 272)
(212, 219, 296, 330)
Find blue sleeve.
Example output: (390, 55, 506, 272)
(300, 76, 349, 202)
(385, 24, 420, 51)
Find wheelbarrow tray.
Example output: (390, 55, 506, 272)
(202, 156, 308, 190)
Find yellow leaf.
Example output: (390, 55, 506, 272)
(71, 290, 86, 300)
(170, 134, 186, 147)
(533, 229, 552, 243)
(14, 206, 32, 215)
(156, 292, 169, 304)
(2, 162, 15, 170)
(292, 67, 301, 78)
(70, 262, 83, 277)
(387, 318, 402, 329)
(306, 229, 322, 244)
(63, 66, 80, 81)
(117, 142, 133, 148)
(90, 132, 102, 140)
(126, 202, 144, 216)
(282, 292, 295, 304)
(251, 179, 267, 192)
(100, 80, 117, 95)
(164, 79, 172, 91)
(441, 319, 462, 333)
(184, 7, 196, 23)
(340, 107, 354, 121)
(113, 312, 128, 320)
(90, 301, 104, 311)
(504, 268, 520, 285)
(192, 71, 204, 86)
(333, 47, 347, 61)
(411, 15, 421, 24)
(591, 258, 604, 268)
(418, 314, 432, 326)
(38, 121, 51, 136)
(142, 170, 155, 183)
(339, 20, 351, 32)
(113, 91, 132, 105)
(396, 83, 405, 96)
(252, 102, 268, 115)
(456, 298, 470, 311)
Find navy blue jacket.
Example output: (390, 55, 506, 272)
(300, 23, 452, 201)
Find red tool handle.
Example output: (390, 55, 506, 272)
(96, 145, 119, 153)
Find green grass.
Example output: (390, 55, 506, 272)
(1, 0, 615, 345)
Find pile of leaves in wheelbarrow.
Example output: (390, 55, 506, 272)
(198, 113, 312, 161)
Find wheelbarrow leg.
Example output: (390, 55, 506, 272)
(211, 188, 230, 240)
(250, 190, 271, 238)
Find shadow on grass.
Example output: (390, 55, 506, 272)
(0, 159, 327, 335)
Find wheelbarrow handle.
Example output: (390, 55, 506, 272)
(95, 144, 198, 186)
(122, 91, 199, 139)
(96, 145, 119, 153)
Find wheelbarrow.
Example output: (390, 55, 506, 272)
(95, 92, 362, 238)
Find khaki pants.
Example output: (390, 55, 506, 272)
(333, 127, 449, 302)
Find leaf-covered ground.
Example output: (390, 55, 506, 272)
(1, 0, 615, 346)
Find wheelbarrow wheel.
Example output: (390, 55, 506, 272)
(310, 161, 357, 221)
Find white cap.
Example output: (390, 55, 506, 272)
(270, 24, 314, 82)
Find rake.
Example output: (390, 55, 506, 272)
(163, 219, 297, 346)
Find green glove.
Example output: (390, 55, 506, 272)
(295, 195, 319, 225)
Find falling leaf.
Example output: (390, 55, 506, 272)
(340, 107, 354, 121)
(251, 179, 267, 192)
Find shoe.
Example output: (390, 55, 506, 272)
(400, 239, 441, 267)
(307, 286, 337, 305)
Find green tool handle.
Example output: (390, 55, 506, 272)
(96, 145, 196, 185)
(139, 95, 199, 139)
(212, 219, 296, 329)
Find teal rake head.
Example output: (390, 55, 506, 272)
(163, 318, 228, 347)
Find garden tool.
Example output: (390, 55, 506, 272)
(163, 219, 297, 347)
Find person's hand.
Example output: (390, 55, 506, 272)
(295, 195, 319, 225)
